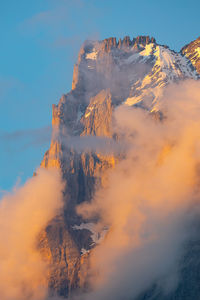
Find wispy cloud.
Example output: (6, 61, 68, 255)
(0, 126, 51, 151)
(22, 7, 66, 32)
(19, 0, 100, 49)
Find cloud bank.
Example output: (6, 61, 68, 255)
(77, 80, 200, 300)
(0, 168, 64, 300)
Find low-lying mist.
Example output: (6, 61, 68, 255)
(0, 168, 64, 300)
(76, 79, 200, 300)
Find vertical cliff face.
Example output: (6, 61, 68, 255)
(39, 36, 200, 298)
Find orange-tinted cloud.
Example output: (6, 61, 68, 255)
(77, 80, 200, 300)
(0, 168, 64, 300)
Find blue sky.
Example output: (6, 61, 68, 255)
(1, 0, 200, 192)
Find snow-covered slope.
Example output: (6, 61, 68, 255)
(71, 36, 198, 121)
(125, 44, 198, 111)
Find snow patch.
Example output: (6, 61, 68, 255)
(123, 44, 154, 65)
(125, 96, 142, 106)
(84, 106, 94, 118)
(81, 248, 90, 255)
(195, 47, 200, 57)
(140, 43, 154, 57)
(73, 222, 109, 246)
(86, 50, 97, 60)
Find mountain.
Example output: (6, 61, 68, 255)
(38, 35, 200, 299)
(181, 36, 200, 74)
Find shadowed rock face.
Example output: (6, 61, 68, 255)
(39, 35, 200, 298)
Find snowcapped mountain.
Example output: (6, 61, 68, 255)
(72, 36, 198, 113)
(39, 35, 200, 298)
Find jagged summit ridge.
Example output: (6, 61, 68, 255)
(93, 35, 156, 51)
(71, 35, 198, 114)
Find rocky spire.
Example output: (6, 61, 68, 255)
(101, 35, 156, 52)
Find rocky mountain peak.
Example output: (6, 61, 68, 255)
(181, 36, 200, 73)
(39, 35, 200, 298)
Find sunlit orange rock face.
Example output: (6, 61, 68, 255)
(38, 35, 200, 298)
(181, 36, 200, 74)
